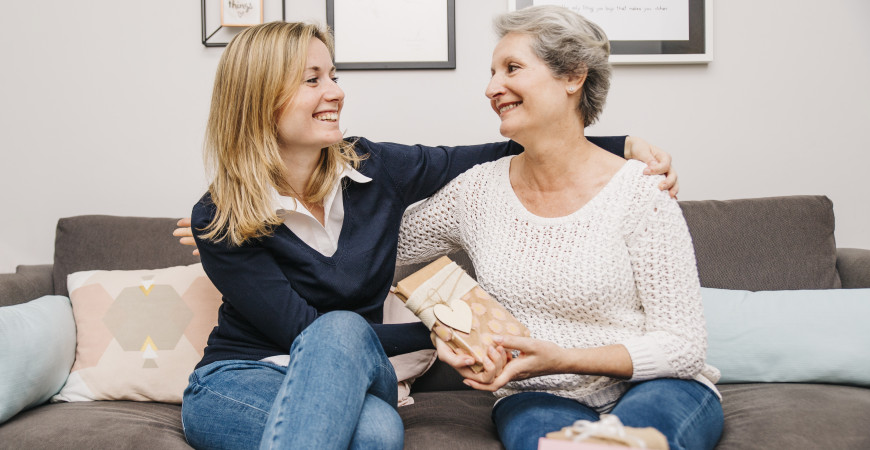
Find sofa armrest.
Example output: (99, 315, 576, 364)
(0, 264, 54, 307)
(836, 248, 870, 289)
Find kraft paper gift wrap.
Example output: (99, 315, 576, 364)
(395, 256, 529, 373)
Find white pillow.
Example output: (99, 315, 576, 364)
(0, 295, 76, 423)
(384, 291, 437, 406)
(702, 287, 870, 385)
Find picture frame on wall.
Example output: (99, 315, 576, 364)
(509, 0, 712, 64)
(326, 0, 456, 70)
(201, 0, 284, 47)
(221, 0, 264, 27)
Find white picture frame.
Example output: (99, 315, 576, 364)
(221, 0, 264, 27)
(509, 0, 712, 64)
(326, 0, 456, 70)
(202, 0, 282, 47)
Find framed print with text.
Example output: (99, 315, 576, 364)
(327, 0, 456, 70)
(509, 0, 712, 64)
(201, 0, 284, 47)
(221, 0, 264, 27)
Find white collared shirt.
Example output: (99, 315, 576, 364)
(269, 165, 372, 257)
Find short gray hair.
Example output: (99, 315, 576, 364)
(494, 5, 611, 127)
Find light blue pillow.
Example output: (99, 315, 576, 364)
(701, 287, 870, 386)
(0, 295, 76, 424)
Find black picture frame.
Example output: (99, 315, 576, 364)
(514, 0, 711, 64)
(201, 0, 286, 48)
(326, 0, 456, 70)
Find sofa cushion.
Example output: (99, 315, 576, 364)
(0, 401, 192, 450)
(53, 264, 221, 404)
(717, 383, 870, 449)
(0, 265, 53, 308)
(53, 215, 200, 296)
(703, 287, 870, 386)
(837, 248, 870, 289)
(0, 295, 76, 424)
(403, 385, 870, 450)
(400, 390, 503, 449)
(5, 385, 869, 450)
(412, 359, 474, 393)
(678, 196, 840, 291)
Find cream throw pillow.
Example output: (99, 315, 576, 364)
(384, 290, 438, 406)
(52, 263, 221, 404)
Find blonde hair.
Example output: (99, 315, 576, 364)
(201, 21, 362, 246)
(495, 6, 611, 127)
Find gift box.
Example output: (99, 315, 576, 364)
(538, 415, 669, 449)
(394, 256, 529, 373)
(538, 438, 635, 450)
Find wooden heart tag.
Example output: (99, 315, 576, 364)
(433, 300, 472, 334)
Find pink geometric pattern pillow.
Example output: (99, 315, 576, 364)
(52, 264, 221, 404)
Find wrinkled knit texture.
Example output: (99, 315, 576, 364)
(398, 157, 720, 409)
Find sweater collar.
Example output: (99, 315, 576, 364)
(269, 164, 371, 214)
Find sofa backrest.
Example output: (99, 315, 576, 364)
(41, 196, 843, 392)
(49, 195, 842, 297)
(679, 195, 840, 291)
(52, 215, 200, 296)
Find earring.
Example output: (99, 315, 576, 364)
(567, 86, 576, 93)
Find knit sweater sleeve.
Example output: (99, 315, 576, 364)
(395, 170, 466, 265)
(620, 180, 708, 381)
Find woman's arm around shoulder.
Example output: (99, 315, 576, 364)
(623, 136, 679, 198)
(350, 136, 674, 206)
(355, 137, 522, 206)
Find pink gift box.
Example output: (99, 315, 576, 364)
(538, 437, 638, 450)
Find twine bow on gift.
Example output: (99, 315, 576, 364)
(404, 263, 477, 333)
(548, 414, 669, 449)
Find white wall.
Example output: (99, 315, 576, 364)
(1, 0, 868, 273)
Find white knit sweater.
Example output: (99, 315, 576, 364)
(397, 157, 720, 409)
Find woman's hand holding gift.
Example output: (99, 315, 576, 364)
(430, 323, 508, 385)
(463, 335, 635, 392)
(461, 335, 566, 391)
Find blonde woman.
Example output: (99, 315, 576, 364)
(398, 6, 723, 450)
(180, 21, 676, 450)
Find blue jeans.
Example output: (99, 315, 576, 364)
(492, 379, 723, 450)
(181, 311, 402, 450)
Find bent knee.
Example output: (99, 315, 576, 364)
(353, 421, 403, 450)
(351, 398, 404, 450)
(313, 311, 371, 335)
(302, 311, 378, 350)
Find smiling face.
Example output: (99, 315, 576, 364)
(276, 38, 344, 154)
(486, 32, 582, 144)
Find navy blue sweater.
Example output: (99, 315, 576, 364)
(192, 137, 625, 369)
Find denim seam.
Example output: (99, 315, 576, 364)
(377, 362, 395, 377)
(262, 347, 302, 449)
(196, 381, 271, 415)
(672, 384, 719, 448)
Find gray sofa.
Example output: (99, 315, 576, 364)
(2, 195, 869, 449)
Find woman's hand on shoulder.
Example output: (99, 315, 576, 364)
(624, 136, 679, 198)
(173, 218, 199, 256)
(463, 335, 567, 392)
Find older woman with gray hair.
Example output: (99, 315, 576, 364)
(398, 6, 723, 450)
